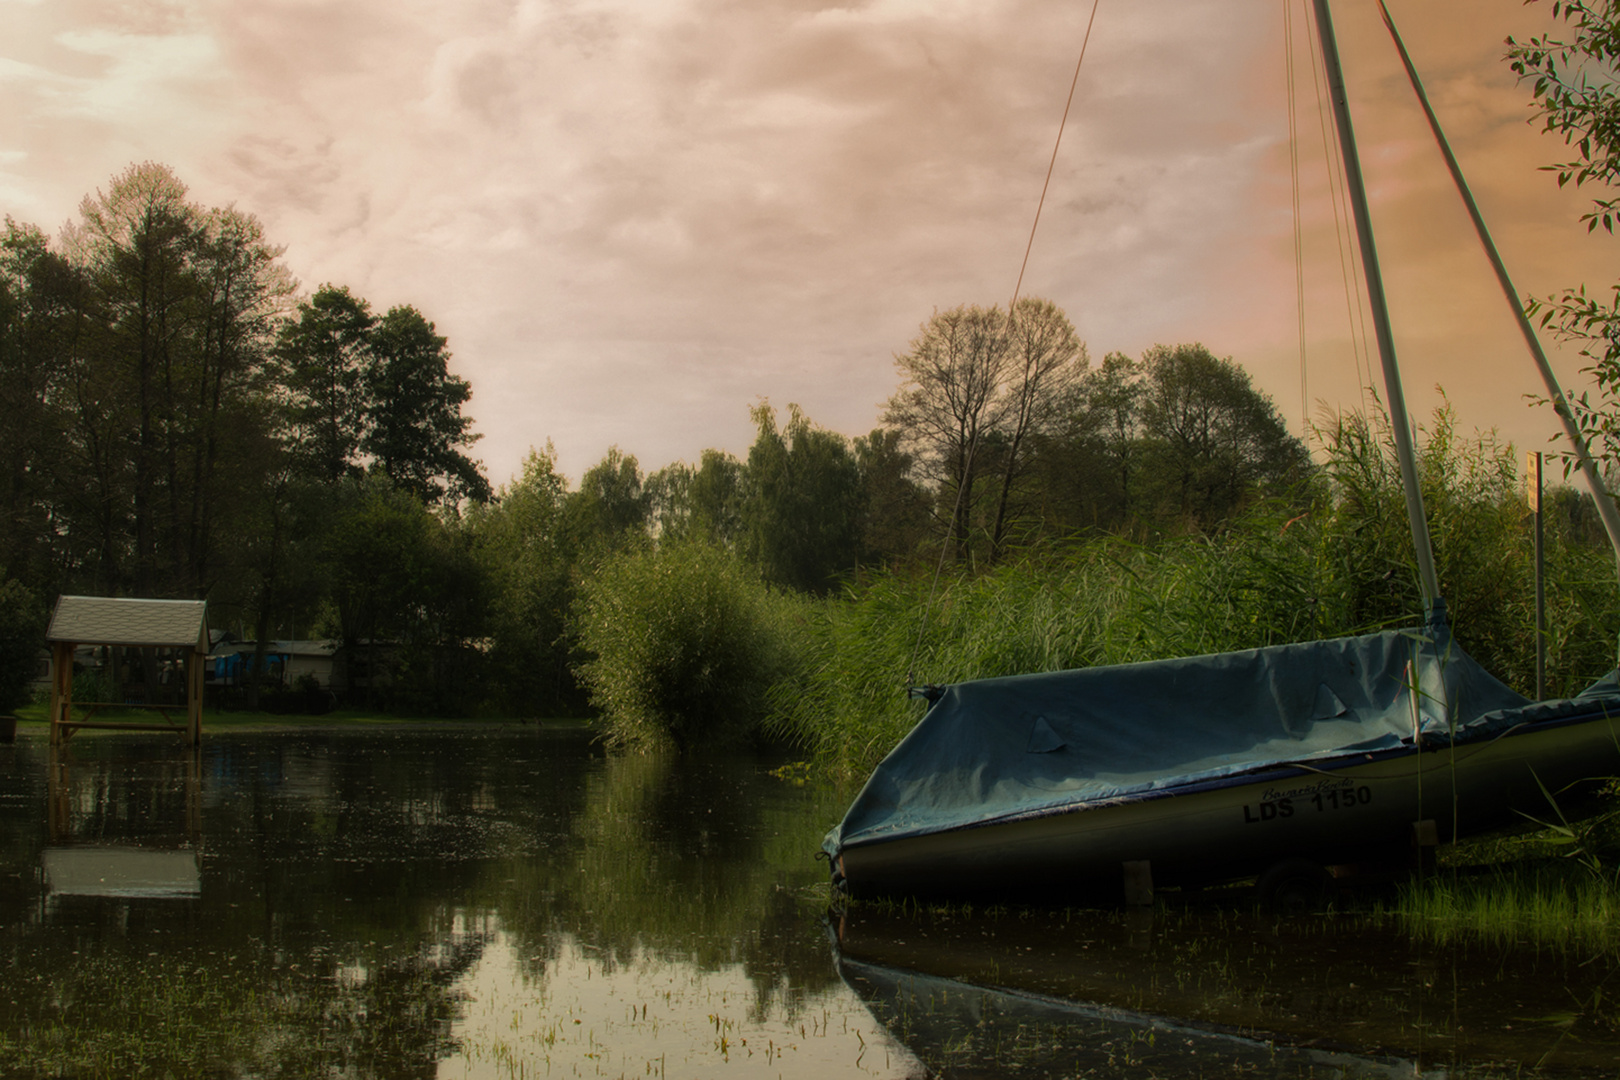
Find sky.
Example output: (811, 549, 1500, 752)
(1, 0, 1613, 489)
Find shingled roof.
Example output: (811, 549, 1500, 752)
(47, 596, 208, 649)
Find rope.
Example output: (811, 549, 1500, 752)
(1009, 0, 1103, 315)
(906, 0, 1105, 689)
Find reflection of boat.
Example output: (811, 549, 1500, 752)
(831, 904, 1620, 1077)
(836, 949, 1433, 1080)
(42, 846, 201, 899)
(825, 1, 1620, 903)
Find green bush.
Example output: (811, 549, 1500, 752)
(0, 579, 44, 713)
(572, 540, 807, 751)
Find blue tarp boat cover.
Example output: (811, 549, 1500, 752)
(827, 620, 1620, 854)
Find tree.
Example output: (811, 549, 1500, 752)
(364, 305, 489, 505)
(470, 445, 582, 715)
(1135, 344, 1310, 527)
(276, 285, 376, 485)
(184, 207, 296, 597)
(646, 449, 744, 546)
(1508, 2, 1620, 470)
(0, 578, 44, 713)
(986, 298, 1086, 558)
(566, 447, 650, 554)
(741, 403, 864, 595)
(853, 428, 932, 565)
(1048, 350, 1145, 532)
(277, 291, 489, 507)
(884, 298, 1083, 563)
(573, 539, 800, 751)
(68, 162, 201, 593)
(323, 476, 489, 712)
(38, 163, 293, 599)
(0, 220, 73, 584)
(885, 304, 1008, 560)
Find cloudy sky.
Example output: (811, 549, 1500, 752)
(2, 0, 1612, 488)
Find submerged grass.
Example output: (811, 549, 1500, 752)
(1392, 865, 1620, 954)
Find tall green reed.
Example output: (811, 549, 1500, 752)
(776, 404, 1620, 779)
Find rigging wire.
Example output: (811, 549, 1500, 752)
(905, 0, 1104, 688)
(1284, 0, 1309, 441)
(1009, 0, 1103, 314)
(1302, 0, 1374, 415)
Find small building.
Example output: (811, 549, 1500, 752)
(210, 639, 338, 690)
(46, 596, 208, 746)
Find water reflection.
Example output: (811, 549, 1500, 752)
(4, 728, 1619, 1078)
(0, 728, 914, 1079)
(832, 903, 1620, 1078)
(42, 743, 202, 903)
(838, 953, 1436, 1079)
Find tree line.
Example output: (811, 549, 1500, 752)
(0, 163, 485, 710)
(468, 299, 1312, 719)
(1, 162, 1313, 716)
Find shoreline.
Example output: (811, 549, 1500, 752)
(3, 712, 593, 737)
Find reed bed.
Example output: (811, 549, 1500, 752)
(774, 407, 1620, 780)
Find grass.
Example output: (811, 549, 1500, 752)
(1390, 863, 1620, 954)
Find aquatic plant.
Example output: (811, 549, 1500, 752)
(1394, 865, 1620, 954)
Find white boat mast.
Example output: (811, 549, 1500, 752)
(1309, 0, 1443, 616)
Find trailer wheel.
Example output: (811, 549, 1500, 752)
(1256, 859, 1335, 914)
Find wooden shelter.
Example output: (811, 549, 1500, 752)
(47, 596, 208, 746)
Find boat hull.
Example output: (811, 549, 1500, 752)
(838, 709, 1620, 900)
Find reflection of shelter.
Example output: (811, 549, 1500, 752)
(47, 596, 208, 746)
(44, 742, 203, 901)
(41, 848, 201, 899)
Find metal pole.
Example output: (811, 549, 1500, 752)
(1310, 0, 1442, 613)
(1377, 0, 1620, 585)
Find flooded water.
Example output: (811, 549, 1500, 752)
(0, 726, 1616, 1079)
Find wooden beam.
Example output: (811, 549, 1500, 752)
(49, 641, 73, 747)
(187, 646, 203, 746)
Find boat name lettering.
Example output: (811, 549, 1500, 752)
(1259, 779, 1352, 803)
(1242, 799, 1294, 824)
(1243, 785, 1374, 824)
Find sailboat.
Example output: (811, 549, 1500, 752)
(823, 0, 1620, 904)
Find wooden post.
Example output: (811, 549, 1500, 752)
(1122, 860, 1154, 906)
(187, 644, 204, 747)
(1527, 451, 1546, 699)
(49, 641, 73, 746)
